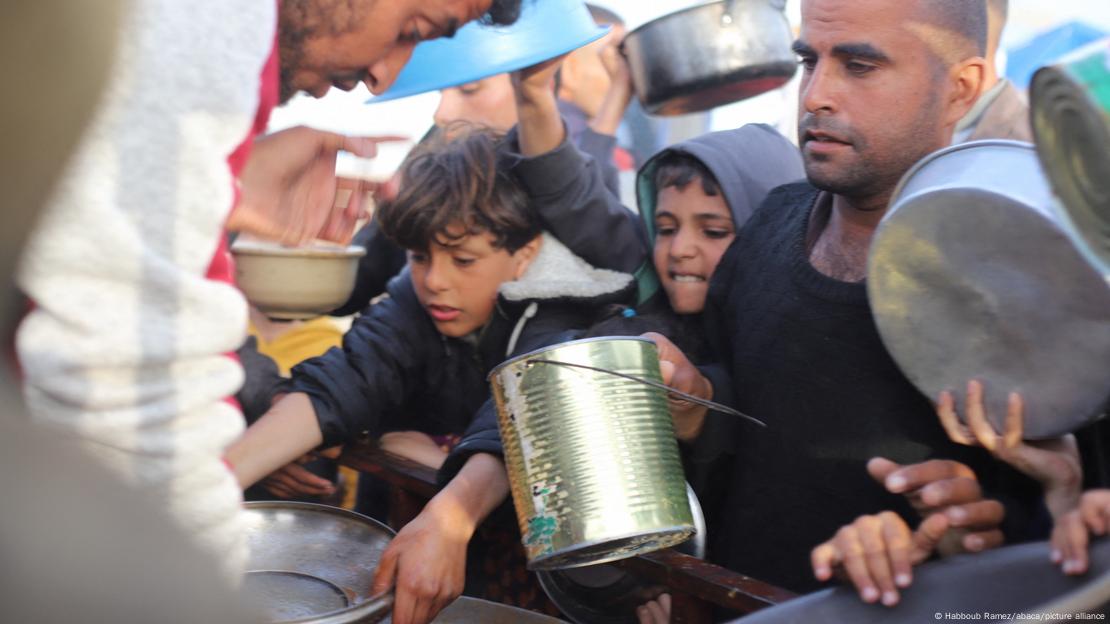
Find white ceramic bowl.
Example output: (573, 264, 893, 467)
(232, 239, 366, 320)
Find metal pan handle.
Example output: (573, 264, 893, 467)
(527, 359, 766, 428)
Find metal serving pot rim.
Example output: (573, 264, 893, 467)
(888, 139, 1037, 208)
(487, 336, 657, 382)
(625, 0, 786, 38)
(243, 501, 395, 624)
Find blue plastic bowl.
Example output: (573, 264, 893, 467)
(367, 0, 610, 104)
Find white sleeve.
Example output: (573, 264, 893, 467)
(15, 0, 276, 583)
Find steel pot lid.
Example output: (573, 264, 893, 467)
(730, 539, 1110, 623)
(536, 484, 707, 624)
(1031, 38, 1110, 280)
(869, 140, 1110, 439)
(243, 502, 395, 623)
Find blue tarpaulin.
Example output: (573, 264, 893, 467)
(1006, 21, 1108, 89)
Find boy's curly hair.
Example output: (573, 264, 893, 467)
(378, 125, 541, 253)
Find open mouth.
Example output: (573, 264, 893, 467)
(426, 304, 461, 322)
(670, 273, 706, 284)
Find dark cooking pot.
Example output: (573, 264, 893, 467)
(622, 0, 797, 116)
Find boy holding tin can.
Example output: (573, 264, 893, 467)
(225, 127, 636, 624)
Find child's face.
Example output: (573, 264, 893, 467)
(434, 75, 519, 134)
(653, 184, 736, 314)
(409, 227, 540, 338)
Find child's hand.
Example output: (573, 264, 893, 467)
(511, 55, 567, 101)
(259, 457, 336, 499)
(1051, 490, 1110, 576)
(811, 511, 949, 607)
(511, 55, 569, 157)
(636, 593, 671, 624)
(590, 28, 635, 137)
(937, 380, 1082, 520)
(370, 496, 474, 624)
(868, 457, 1005, 555)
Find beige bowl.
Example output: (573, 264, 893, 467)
(231, 239, 366, 320)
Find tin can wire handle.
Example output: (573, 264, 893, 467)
(526, 359, 766, 428)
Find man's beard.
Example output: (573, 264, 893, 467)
(800, 107, 944, 204)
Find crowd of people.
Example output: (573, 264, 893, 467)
(11, 1, 1109, 623)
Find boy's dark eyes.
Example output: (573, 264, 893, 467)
(409, 252, 429, 264)
(797, 55, 816, 71)
(452, 256, 476, 267)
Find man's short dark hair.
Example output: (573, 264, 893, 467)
(916, 0, 989, 61)
(379, 126, 541, 253)
(586, 4, 623, 26)
(482, 0, 525, 26)
(653, 152, 721, 198)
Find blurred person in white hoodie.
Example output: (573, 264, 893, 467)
(16, 0, 523, 583)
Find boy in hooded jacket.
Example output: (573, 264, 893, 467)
(226, 128, 634, 624)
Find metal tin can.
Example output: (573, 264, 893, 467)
(488, 337, 695, 570)
(1031, 38, 1110, 279)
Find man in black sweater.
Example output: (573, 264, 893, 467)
(653, 0, 1050, 602)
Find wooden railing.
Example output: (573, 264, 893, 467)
(339, 441, 794, 624)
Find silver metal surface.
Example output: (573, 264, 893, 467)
(1031, 40, 1110, 279)
(622, 0, 796, 116)
(536, 484, 707, 624)
(490, 337, 695, 570)
(869, 140, 1110, 439)
(243, 502, 395, 623)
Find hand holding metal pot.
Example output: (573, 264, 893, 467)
(936, 380, 1082, 521)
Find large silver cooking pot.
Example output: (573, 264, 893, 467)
(622, 0, 797, 116)
(243, 502, 395, 623)
(731, 540, 1110, 623)
(868, 140, 1110, 439)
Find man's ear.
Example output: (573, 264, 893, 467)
(512, 235, 543, 280)
(945, 56, 987, 126)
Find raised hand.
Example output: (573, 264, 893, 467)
(936, 380, 1081, 520)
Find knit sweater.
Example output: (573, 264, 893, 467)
(16, 0, 277, 581)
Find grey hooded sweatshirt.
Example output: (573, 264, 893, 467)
(633, 123, 805, 318)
